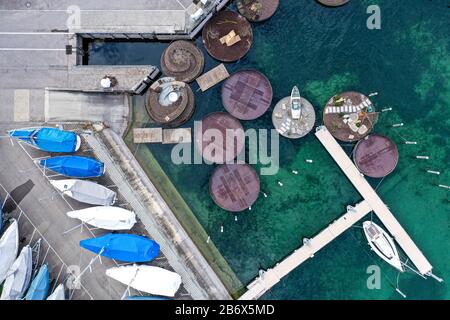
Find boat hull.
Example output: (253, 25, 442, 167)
(51, 179, 116, 206)
(1, 245, 33, 300)
(67, 206, 136, 230)
(25, 264, 50, 300)
(39, 156, 105, 178)
(0, 220, 19, 283)
(47, 283, 65, 300)
(363, 221, 404, 272)
(107, 265, 182, 297)
(80, 233, 160, 263)
(9, 127, 80, 153)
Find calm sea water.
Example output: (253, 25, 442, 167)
(88, 0, 449, 299)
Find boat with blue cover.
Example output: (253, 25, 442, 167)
(25, 264, 50, 300)
(80, 233, 160, 263)
(8, 127, 81, 153)
(38, 156, 105, 178)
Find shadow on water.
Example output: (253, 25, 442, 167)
(2, 179, 35, 214)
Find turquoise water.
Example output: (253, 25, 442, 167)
(89, 0, 449, 299)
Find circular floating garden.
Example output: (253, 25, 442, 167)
(160, 40, 204, 83)
(236, 0, 279, 22)
(195, 112, 245, 164)
(146, 77, 195, 128)
(317, 0, 350, 7)
(323, 91, 378, 142)
(221, 70, 273, 120)
(353, 134, 399, 178)
(202, 10, 253, 62)
(272, 88, 316, 139)
(210, 163, 260, 212)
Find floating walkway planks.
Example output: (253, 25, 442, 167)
(196, 64, 230, 92)
(133, 128, 163, 144)
(133, 128, 192, 144)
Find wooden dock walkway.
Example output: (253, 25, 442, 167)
(196, 64, 229, 92)
(239, 125, 435, 300)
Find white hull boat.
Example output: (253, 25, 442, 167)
(363, 221, 404, 272)
(50, 179, 116, 206)
(67, 206, 136, 230)
(290, 86, 302, 120)
(0, 220, 19, 284)
(1, 245, 32, 300)
(47, 283, 65, 300)
(106, 265, 182, 297)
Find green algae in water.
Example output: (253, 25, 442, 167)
(89, 0, 449, 299)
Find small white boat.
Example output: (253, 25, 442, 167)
(0, 220, 19, 284)
(50, 179, 116, 206)
(47, 283, 65, 300)
(1, 245, 32, 300)
(363, 221, 404, 272)
(290, 86, 302, 120)
(106, 265, 182, 297)
(67, 206, 136, 230)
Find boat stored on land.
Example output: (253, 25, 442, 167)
(363, 221, 404, 272)
(47, 283, 65, 300)
(290, 86, 302, 120)
(1, 245, 32, 300)
(0, 220, 19, 284)
(80, 233, 160, 263)
(67, 206, 136, 230)
(50, 179, 116, 206)
(8, 127, 81, 153)
(25, 264, 50, 300)
(39, 156, 105, 178)
(107, 265, 182, 297)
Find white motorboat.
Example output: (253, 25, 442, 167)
(106, 265, 182, 297)
(0, 220, 19, 284)
(50, 179, 116, 206)
(67, 206, 136, 230)
(363, 221, 404, 272)
(1, 245, 32, 300)
(290, 86, 302, 120)
(47, 283, 66, 300)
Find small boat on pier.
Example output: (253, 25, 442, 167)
(50, 179, 116, 206)
(47, 283, 65, 300)
(38, 156, 105, 178)
(1, 245, 33, 300)
(25, 264, 50, 300)
(8, 127, 81, 153)
(0, 220, 19, 284)
(363, 221, 404, 272)
(67, 206, 136, 231)
(290, 86, 302, 120)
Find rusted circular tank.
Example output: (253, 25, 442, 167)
(160, 40, 204, 83)
(353, 134, 399, 178)
(210, 163, 260, 212)
(146, 78, 195, 128)
(236, 0, 279, 22)
(323, 91, 378, 142)
(221, 70, 273, 120)
(195, 112, 245, 164)
(202, 10, 253, 62)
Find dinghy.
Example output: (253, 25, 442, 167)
(67, 206, 136, 230)
(1, 245, 32, 300)
(290, 86, 302, 120)
(25, 264, 50, 300)
(0, 220, 19, 284)
(363, 221, 404, 272)
(39, 156, 105, 178)
(50, 179, 116, 206)
(9, 127, 81, 153)
(106, 265, 182, 297)
(80, 233, 160, 263)
(47, 283, 65, 300)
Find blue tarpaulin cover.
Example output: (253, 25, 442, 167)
(25, 264, 50, 300)
(80, 233, 160, 263)
(9, 128, 79, 153)
(39, 156, 104, 178)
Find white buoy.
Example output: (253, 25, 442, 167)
(220, 226, 224, 233)
(396, 288, 407, 299)
(306, 159, 313, 163)
(404, 141, 417, 145)
(427, 170, 440, 175)
(235, 216, 238, 221)
(392, 123, 404, 127)
(292, 170, 298, 175)
(368, 92, 378, 97)
(262, 192, 268, 198)
(438, 184, 450, 190)
(278, 181, 283, 187)
(416, 156, 429, 160)
(206, 236, 210, 243)
(382, 107, 392, 112)
(248, 206, 252, 211)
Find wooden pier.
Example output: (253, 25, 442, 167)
(239, 126, 435, 300)
(196, 64, 230, 92)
